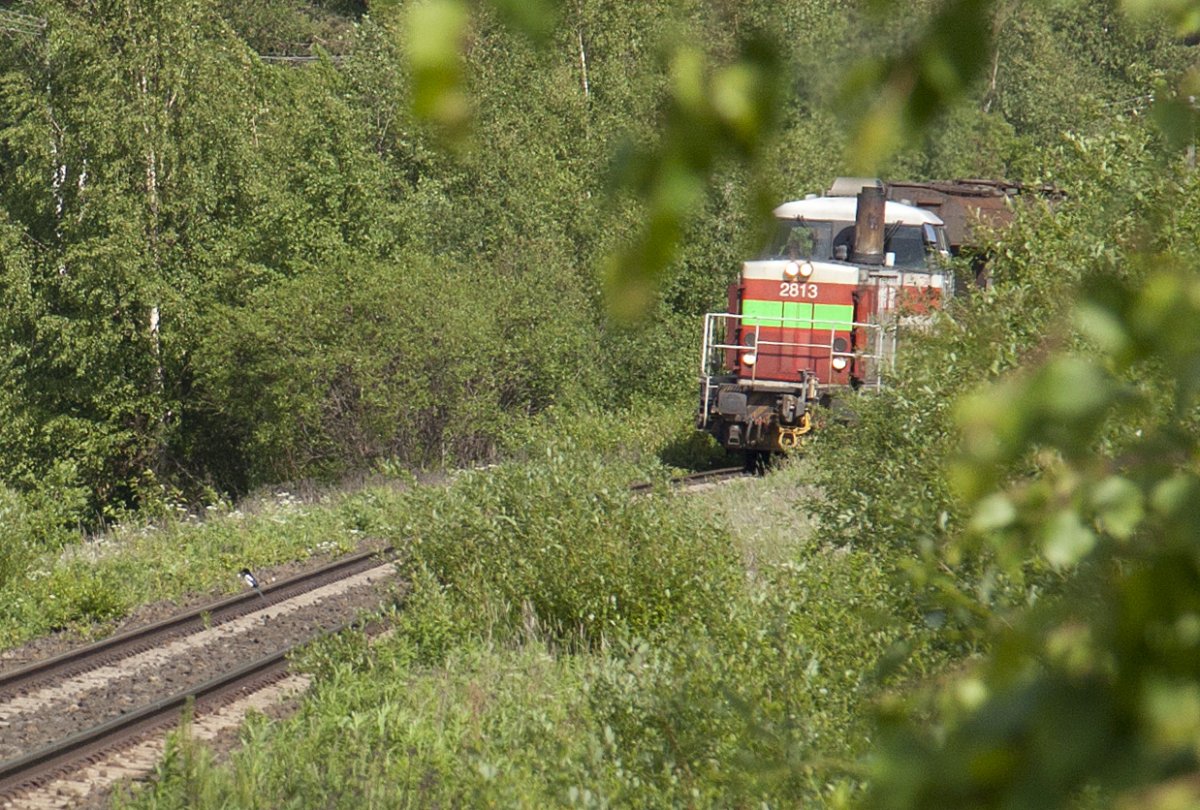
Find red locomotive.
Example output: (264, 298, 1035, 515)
(697, 178, 952, 469)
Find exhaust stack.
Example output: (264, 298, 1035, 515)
(852, 186, 886, 266)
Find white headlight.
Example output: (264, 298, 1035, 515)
(831, 356, 848, 371)
(741, 352, 757, 366)
(784, 261, 801, 280)
(798, 261, 814, 278)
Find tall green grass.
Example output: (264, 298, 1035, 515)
(118, 446, 953, 808)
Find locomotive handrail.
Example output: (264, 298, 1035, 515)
(700, 311, 892, 370)
(698, 311, 895, 420)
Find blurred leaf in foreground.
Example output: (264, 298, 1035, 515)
(405, 0, 472, 142)
(605, 35, 783, 321)
(873, 263, 1200, 807)
(1122, 0, 1200, 36)
(846, 0, 994, 173)
(488, 0, 560, 45)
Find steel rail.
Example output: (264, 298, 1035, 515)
(0, 547, 395, 695)
(629, 466, 747, 494)
(0, 617, 361, 797)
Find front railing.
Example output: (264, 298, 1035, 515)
(698, 312, 896, 427)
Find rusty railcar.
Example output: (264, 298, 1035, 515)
(881, 178, 1063, 286)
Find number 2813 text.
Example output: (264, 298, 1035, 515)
(779, 282, 818, 299)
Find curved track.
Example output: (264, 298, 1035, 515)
(0, 470, 753, 803)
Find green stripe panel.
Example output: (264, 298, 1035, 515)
(782, 302, 813, 324)
(742, 300, 852, 329)
(742, 299, 782, 326)
(811, 304, 854, 330)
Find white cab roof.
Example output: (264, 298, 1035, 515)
(773, 196, 944, 226)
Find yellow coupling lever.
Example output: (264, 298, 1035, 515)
(775, 411, 813, 451)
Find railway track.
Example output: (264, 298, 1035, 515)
(629, 465, 749, 494)
(0, 638, 303, 803)
(0, 547, 393, 700)
(0, 548, 398, 805)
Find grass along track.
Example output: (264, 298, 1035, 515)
(4, 458, 787, 806)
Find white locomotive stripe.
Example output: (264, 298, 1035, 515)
(773, 197, 944, 225)
(741, 260, 858, 285)
(741, 260, 949, 289)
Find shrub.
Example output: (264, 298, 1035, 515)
(394, 454, 743, 648)
(192, 250, 601, 489)
(0, 487, 36, 589)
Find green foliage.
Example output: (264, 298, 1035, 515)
(194, 249, 598, 484)
(40, 564, 130, 626)
(120, 447, 952, 809)
(0, 0, 1185, 529)
(912, 106, 1022, 180)
(403, 0, 792, 320)
(845, 0, 1192, 178)
(601, 34, 784, 320)
(855, 101, 1200, 810)
(847, 0, 994, 171)
(393, 454, 742, 646)
(5, 2, 1200, 803)
(218, 0, 359, 56)
(0, 479, 76, 588)
(866, 282, 1200, 804)
(0, 488, 358, 647)
(656, 424, 737, 471)
(404, 0, 473, 140)
(122, 639, 607, 809)
(583, 531, 938, 806)
(808, 188, 1081, 556)
(0, 0, 272, 511)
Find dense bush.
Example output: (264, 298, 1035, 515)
(792, 118, 1200, 806)
(192, 251, 600, 484)
(393, 455, 742, 647)
(0, 478, 79, 588)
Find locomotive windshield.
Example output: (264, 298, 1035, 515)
(764, 218, 942, 269)
(883, 225, 928, 268)
(832, 224, 935, 268)
(760, 220, 834, 260)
